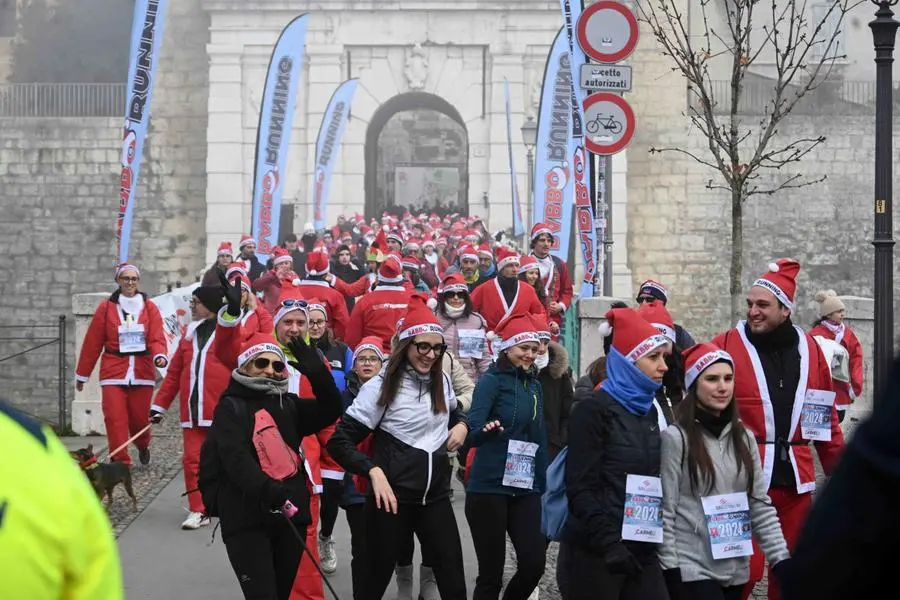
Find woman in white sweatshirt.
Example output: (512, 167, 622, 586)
(659, 343, 790, 600)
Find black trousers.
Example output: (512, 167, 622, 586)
(345, 503, 367, 600)
(557, 542, 668, 600)
(397, 458, 454, 568)
(681, 581, 742, 600)
(223, 522, 305, 600)
(320, 478, 343, 538)
(465, 492, 546, 600)
(364, 496, 466, 600)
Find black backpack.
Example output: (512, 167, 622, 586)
(198, 396, 248, 518)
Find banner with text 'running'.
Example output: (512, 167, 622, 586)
(312, 78, 358, 231)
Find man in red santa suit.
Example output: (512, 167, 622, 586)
(344, 254, 412, 349)
(252, 247, 299, 316)
(471, 246, 546, 332)
(294, 252, 351, 342)
(529, 223, 573, 334)
(711, 258, 844, 600)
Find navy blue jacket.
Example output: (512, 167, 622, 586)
(466, 361, 547, 495)
(339, 371, 366, 507)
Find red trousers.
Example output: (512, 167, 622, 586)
(102, 385, 152, 466)
(743, 487, 812, 600)
(182, 427, 207, 513)
(290, 493, 324, 600)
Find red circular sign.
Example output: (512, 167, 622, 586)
(582, 92, 635, 155)
(576, 1, 639, 64)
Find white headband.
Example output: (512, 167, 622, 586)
(499, 331, 541, 351)
(398, 323, 444, 341)
(625, 334, 671, 362)
(115, 263, 140, 279)
(653, 323, 677, 344)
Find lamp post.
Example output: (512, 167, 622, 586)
(870, 0, 898, 406)
(520, 114, 538, 237)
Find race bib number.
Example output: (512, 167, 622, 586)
(701, 492, 753, 560)
(801, 389, 836, 442)
(118, 323, 147, 353)
(502, 440, 539, 490)
(457, 329, 486, 359)
(621, 474, 663, 543)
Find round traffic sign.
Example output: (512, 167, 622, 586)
(576, 1, 639, 64)
(582, 92, 635, 155)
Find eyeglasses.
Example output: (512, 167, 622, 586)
(415, 342, 447, 357)
(444, 291, 467, 299)
(281, 299, 308, 308)
(119, 277, 139, 283)
(356, 357, 382, 365)
(309, 319, 327, 328)
(253, 357, 286, 373)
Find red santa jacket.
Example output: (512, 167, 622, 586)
(531, 253, 574, 328)
(809, 322, 864, 410)
(252, 270, 298, 316)
(712, 322, 844, 494)
(151, 311, 241, 428)
(293, 279, 351, 342)
(471, 277, 548, 332)
(333, 272, 374, 300)
(75, 293, 168, 387)
(287, 366, 342, 493)
(239, 306, 274, 341)
(344, 285, 410, 349)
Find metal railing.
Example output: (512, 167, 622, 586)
(0, 316, 68, 431)
(699, 79, 888, 115)
(0, 83, 125, 117)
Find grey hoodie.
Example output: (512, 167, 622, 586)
(659, 422, 790, 586)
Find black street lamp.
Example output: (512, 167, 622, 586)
(520, 114, 538, 234)
(870, 0, 898, 406)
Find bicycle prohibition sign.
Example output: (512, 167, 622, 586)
(582, 92, 635, 156)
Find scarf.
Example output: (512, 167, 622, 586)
(821, 319, 844, 337)
(231, 369, 290, 395)
(600, 347, 661, 416)
(444, 303, 465, 319)
(745, 318, 797, 352)
(695, 402, 734, 439)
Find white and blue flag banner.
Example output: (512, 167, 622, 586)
(504, 77, 526, 237)
(312, 78, 358, 231)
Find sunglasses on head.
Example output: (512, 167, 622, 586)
(415, 342, 447, 357)
(253, 357, 286, 373)
(281, 299, 308, 308)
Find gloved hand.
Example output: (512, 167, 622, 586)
(218, 270, 243, 317)
(286, 336, 322, 370)
(662, 568, 687, 600)
(603, 542, 642, 576)
(771, 558, 792, 597)
(149, 409, 164, 424)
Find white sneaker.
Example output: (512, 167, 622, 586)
(181, 511, 209, 530)
(318, 533, 337, 574)
(527, 587, 540, 600)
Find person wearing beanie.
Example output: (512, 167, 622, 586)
(294, 252, 351, 342)
(559, 307, 671, 600)
(202, 324, 342, 600)
(464, 313, 547, 600)
(710, 258, 842, 600)
(635, 279, 696, 350)
(252, 246, 299, 317)
(529, 222, 574, 336)
(202, 240, 235, 286)
(809, 290, 863, 423)
(471, 247, 547, 332)
(344, 255, 413, 349)
(637, 300, 686, 427)
(659, 343, 790, 600)
(328, 295, 469, 600)
(237, 234, 266, 282)
(75, 263, 169, 469)
(150, 279, 242, 530)
(435, 273, 492, 384)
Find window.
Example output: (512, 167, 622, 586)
(810, 2, 846, 64)
(0, 0, 15, 37)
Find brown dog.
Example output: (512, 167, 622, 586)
(70, 445, 138, 511)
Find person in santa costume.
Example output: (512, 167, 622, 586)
(202, 240, 234, 286)
(809, 290, 863, 423)
(710, 258, 844, 600)
(471, 246, 546, 332)
(293, 253, 351, 342)
(75, 264, 168, 468)
(446, 244, 488, 290)
(236, 234, 266, 281)
(252, 247, 299, 316)
(150, 280, 242, 530)
(528, 223, 573, 334)
(223, 270, 274, 340)
(345, 255, 412, 349)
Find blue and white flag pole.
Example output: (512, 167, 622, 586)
(312, 78, 358, 232)
(504, 77, 526, 238)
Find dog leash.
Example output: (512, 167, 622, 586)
(102, 424, 152, 461)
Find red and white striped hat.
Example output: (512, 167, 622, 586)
(683, 343, 734, 389)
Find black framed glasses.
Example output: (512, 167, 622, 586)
(281, 299, 308, 308)
(415, 342, 447, 357)
(444, 291, 468, 299)
(309, 319, 327, 328)
(253, 357, 286, 373)
(119, 277, 139, 283)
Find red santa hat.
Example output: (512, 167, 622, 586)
(274, 289, 309, 326)
(378, 254, 405, 284)
(423, 237, 436, 250)
(272, 246, 293, 266)
(239, 234, 257, 250)
(495, 246, 520, 270)
(477, 243, 493, 259)
(217, 241, 233, 257)
(683, 343, 734, 390)
(598, 307, 670, 362)
(494, 313, 541, 351)
(405, 238, 422, 252)
(530, 222, 554, 242)
(439, 273, 468, 295)
(306, 297, 328, 320)
(458, 245, 479, 262)
(401, 257, 421, 272)
(530, 312, 552, 341)
(237, 332, 286, 369)
(636, 300, 676, 344)
(397, 294, 443, 340)
(306, 252, 330, 277)
(387, 230, 404, 245)
(752, 258, 800, 310)
(114, 263, 140, 280)
(353, 336, 386, 363)
(518, 255, 539, 276)
(226, 261, 248, 280)
(637, 279, 669, 304)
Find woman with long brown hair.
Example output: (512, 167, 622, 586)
(327, 295, 469, 600)
(659, 343, 789, 600)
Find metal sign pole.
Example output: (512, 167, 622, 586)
(603, 156, 613, 296)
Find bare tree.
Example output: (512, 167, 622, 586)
(637, 0, 860, 321)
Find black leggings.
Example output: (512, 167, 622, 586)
(397, 459, 454, 568)
(682, 580, 743, 600)
(556, 542, 666, 600)
(344, 503, 367, 600)
(319, 478, 343, 538)
(223, 522, 305, 600)
(364, 496, 466, 600)
(465, 492, 546, 600)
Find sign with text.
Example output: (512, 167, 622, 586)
(580, 64, 632, 92)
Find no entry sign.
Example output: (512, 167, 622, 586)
(582, 92, 635, 155)
(576, 1, 639, 64)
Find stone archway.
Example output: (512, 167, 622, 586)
(365, 92, 469, 219)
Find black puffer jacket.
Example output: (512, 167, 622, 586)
(539, 342, 574, 462)
(564, 388, 662, 564)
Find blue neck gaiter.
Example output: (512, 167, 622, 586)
(600, 347, 662, 416)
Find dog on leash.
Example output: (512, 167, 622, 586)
(70, 445, 138, 511)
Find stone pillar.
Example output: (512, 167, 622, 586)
(610, 151, 633, 297)
(840, 295, 874, 423)
(71, 293, 109, 436)
(577, 296, 631, 376)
